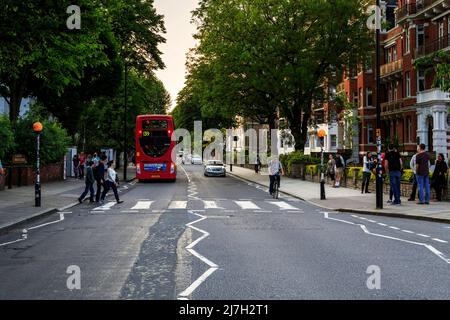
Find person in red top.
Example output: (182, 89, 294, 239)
(78, 152, 86, 180)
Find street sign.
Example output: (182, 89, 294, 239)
(12, 154, 27, 164)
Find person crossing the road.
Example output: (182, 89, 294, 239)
(100, 160, 124, 204)
(268, 155, 284, 196)
(78, 161, 95, 203)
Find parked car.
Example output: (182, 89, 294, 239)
(204, 160, 226, 177)
(191, 155, 203, 165)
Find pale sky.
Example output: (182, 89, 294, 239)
(154, 0, 199, 112)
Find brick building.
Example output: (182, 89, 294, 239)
(306, 0, 450, 162)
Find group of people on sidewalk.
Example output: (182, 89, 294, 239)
(325, 153, 347, 188)
(77, 153, 123, 205)
(325, 143, 448, 205)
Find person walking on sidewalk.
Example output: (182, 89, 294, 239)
(362, 152, 373, 194)
(100, 160, 124, 204)
(254, 155, 261, 174)
(72, 154, 80, 179)
(326, 154, 335, 186)
(384, 144, 402, 205)
(94, 155, 107, 202)
(334, 153, 345, 188)
(416, 143, 430, 205)
(431, 153, 448, 202)
(78, 152, 86, 179)
(78, 161, 96, 203)
(408, 146, 420, 201)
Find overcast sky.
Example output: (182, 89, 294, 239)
(154, 0, 199, 111)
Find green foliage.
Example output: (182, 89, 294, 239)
(281, 151, 320, 175)
(306, 165, 318, 176)
(188, 0, 372, 150)
(401, 169, 414, 182)
(0, 116, 15, 161)
(347, 167, 362, 179)
(414, 50, 450, 92)
(13, 118, 70, 165)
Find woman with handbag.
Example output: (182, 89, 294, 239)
(431, 154, 448, 202)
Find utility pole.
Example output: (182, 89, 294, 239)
(33, 122, 43, 207)
(375, 0, 383, 209)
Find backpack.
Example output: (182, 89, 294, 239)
(336, 157, 343, 168)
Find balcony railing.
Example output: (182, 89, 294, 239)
(417, 88, 450, 104)
(336, 82, 345, 93)
(380, 59, 403, 78)
(396, 0, 450, 22)
(381, 100, 403, 115)
(414, 35, 450, 59)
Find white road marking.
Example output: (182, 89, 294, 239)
(180, 165, 191, 183)
(131, 201, 154, 210)
(203, 201, 223, 209)
(377, 223, 387, 226)
(351, 215, 358, 218)
(323, 212, 450, 264)
(121, 210, 139, 213)
(417, 234, 431, 238)
(401, 230, 414, 234)
(269, 201, 299, 211)
(28, 213, 65, 231)
(178, 210, 218, 300)
(93, 202, 116, 211)
(234, 201, 260, 210)
(169, 201, 188, 209)
(367, 220, 377, 223)
(432, 238, 448, 244)
(389, 226, 400, 230)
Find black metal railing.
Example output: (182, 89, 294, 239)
(414, 35, 450, 59)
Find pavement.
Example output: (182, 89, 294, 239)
(0, 166, 136, 234)
(1, 164, 449, 299)
(227, 166, 450, 224)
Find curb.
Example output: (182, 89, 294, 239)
(227, 171, 450, 225)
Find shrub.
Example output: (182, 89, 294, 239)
(282, 151, 320, 174)
(306, 165, 318, 176)
(0, 116, 15, 162)
(401, 169, 414, 182)
(13, 118, 71, 165)
(347, 167, 362, 179)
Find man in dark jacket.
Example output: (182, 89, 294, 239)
(95, 155, 107, 203)
(78, 161, 96, 203)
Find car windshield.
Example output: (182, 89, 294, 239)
(207, 160, 223, 166)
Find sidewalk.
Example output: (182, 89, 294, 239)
(0, 166, 136, 234)
(228, 166, 450, 224)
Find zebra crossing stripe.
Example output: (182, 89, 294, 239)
(169, 201, 188, 209)
(93, 202, 116, 211)
(131, 201, 154, 210)
(203, 201, 223, 209)
(234, 201, 260, 210)
(269, 201, 300, 211)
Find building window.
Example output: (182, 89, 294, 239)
(438, 20, 444, 49)
(330, 135, 337, 148)
(367, 124, 374, 144)
(393, 47, 397, 61)
(405, 72, 411, 97)
(405, 28, 410, 53)
(417, 70, 425, 92)
(394, 82, 398, 101)
(366, 87, 373, 107)
(416, 25, 424, 48)
(407, 117, 412, 143)
(353, 92, 358, 106)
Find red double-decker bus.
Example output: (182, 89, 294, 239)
(135, 115, 177, 181)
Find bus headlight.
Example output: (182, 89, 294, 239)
(170, 162, 175, 174)
(137, 164, 141, 175)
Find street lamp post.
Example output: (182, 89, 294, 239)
(33, 122, 43, 207)
(123, 62, 128, 182)
(318, 129, 326, 200)
(375, 0, 383, 209)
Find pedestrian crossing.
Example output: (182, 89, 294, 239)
(89, 199, 304, 214)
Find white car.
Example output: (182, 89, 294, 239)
(204, 160, 226, 177)
(191, 155, 203, 165)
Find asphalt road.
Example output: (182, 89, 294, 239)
(0, 164, 449, 299)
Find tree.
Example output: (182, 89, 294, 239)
(190, 0, 372, 150)
(415, 50, 450, 92)
(0, 0, 111, 122)
(0, 116, 14, 162)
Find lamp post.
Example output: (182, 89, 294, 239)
(33, 122, 43, 207)
(317, 129, 326, 200)
(123, 62, 128, 182)
(375, 0, 383, 209)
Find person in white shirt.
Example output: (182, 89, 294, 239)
(268, 156, 284, 195)
(100, 160, 123, 204)
(362, 152, 373, 194)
